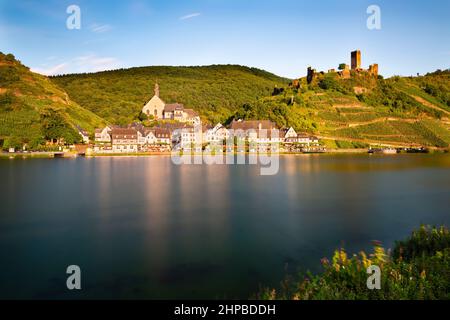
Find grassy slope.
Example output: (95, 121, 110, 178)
(51, 65, 290, 125)
(244, 70, 450, 148)
(0, 53, 106, 147)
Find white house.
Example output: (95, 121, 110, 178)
(203, 123, 230, 143)
(283, 127, 297, 140)
(230, 120, 279, 143)
(296, 134, 320, 146)
(94, 126, 112, 143)
(172, 125, 202, 150)
(153, 128, 172, 145)
(111, 128, 138, 153)
(76, 125, 90, 144)
(138, 129, 157, 146)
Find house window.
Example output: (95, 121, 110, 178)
(154, 109, 158, 116)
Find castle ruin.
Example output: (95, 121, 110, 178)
(305, 50, 378, 84)
(351, 50, 361, 70)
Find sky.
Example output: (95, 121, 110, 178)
(0, 0, 449, 78)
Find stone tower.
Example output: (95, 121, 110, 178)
(154, 83, 160, 97)
(307, 67, 316, 84)
(351, 50, 361, 70)
(369, 64, 379, 76)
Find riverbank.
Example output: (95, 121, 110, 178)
(1, 147, 448, 159)
(0, 152, 60, 159)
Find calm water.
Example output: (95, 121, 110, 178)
(0, 154, 450, 299)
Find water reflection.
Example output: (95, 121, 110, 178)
(0, 154, 449, 299)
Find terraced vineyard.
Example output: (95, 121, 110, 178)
(243, 70, 450, 149)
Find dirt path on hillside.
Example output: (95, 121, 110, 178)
(333, 104, 371, 109)
(347, 117, 417, 128)
(317, 134, 423, 148)
(412, 95, 450, 116)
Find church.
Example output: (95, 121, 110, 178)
(142, 84, 201, 126)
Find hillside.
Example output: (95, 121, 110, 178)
(2, 51, 449, 150)
(233, 70, 450, 148)
(0, 52, 106, 150)
(51, 65, 290, 125)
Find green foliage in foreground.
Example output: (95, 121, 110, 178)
(258, 226, 450, 300)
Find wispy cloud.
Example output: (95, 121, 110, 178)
(32, 54, 121, 75)
(89, 23, 113, 33)
(31, 63, 68, 76)
(179, 12, 201, 21)
(72, 55, 121, 72)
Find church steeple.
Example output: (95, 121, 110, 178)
(154, 83, 160, 97)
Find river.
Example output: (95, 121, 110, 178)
(0, 154, 449, 299)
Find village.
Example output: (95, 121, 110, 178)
(81, 50, 378, 155)
(79, 83, 322, 155)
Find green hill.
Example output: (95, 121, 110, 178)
(51, 65, 290, 125)
(2, 51, 449, 150)
(233, 70, 450, 148)
(0, 52, 106, 151)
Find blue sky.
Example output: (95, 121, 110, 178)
(0, 0, 449, 78)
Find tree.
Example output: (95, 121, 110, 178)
(3, 136, 22, 150)
(137, 111, 148, 122)
(5, 53, 15, 62)
(29, 136, 46, 150)
(40, 109, 81, 144)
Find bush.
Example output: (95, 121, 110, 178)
(5, 53, 15, 62)
(259, 225, 450, 300)
(2, 136, 22, 150)
(393, 226, 450, 261)
(319, 75, 340, 90)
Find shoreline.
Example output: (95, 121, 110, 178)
(1, 148, 448, 159)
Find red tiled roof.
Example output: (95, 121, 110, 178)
(111, 128, 138, 139)
(153, 128, 171, 138)
(230, 120, 277, 131)
(164, 103, 184, 112)
(184, 109, 199, 117)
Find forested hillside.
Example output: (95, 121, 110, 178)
(0, 52, 105, 150)
(52, 65, 290, 125)
(2, 50, 449, 150)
